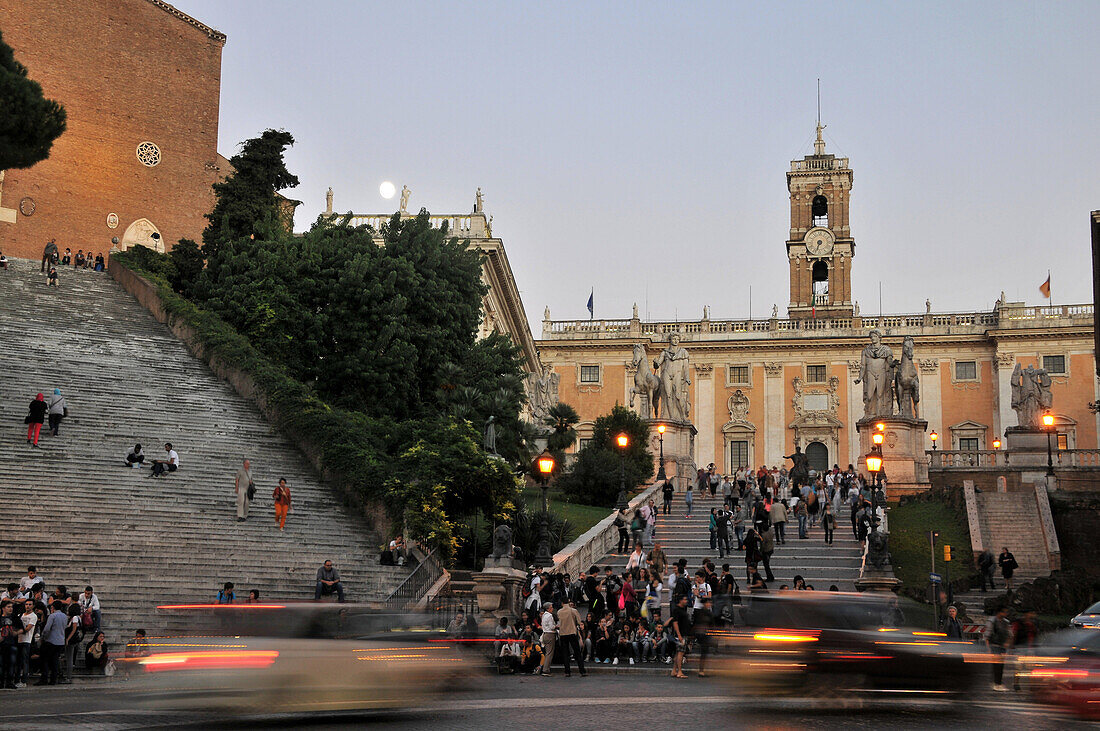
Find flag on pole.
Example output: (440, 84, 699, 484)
(1040, 273, 1051, 299)
(586, 289, 594, 319)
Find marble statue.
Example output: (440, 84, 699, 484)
(853, 301, 860, 317)
(528, 363, 560, 422)
(484, 415, 498, 454)
(894, 336, 920, 418)
(629, 343, 661, 419)
(855, 329, 895, 418)
(1010, 363, 1053, 428)
(475, 187, 484, 212)
(633, 303, 639, 320)
(771, 304, 778, 319)
(784, 445, 810, 490)
(925, 299, 931, 314)
(325, 187, 333, 214)
(399, 185, 410, 213)
(543, 305, 551, 320)
(491, 524, 512, 559)
(653, 333, 691, 422)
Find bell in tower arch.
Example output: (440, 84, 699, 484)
(811, 195, 829, 228)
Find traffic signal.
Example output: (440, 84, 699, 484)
(943, 545, 952, 562)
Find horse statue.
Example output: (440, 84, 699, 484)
(628, 343, 661, 418)
(894, 336, 920, 418)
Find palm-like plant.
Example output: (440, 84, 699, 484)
(544, 402, 580, 453)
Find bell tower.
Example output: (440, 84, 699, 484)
(786, 122, 855, 319)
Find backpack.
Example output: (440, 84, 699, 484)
(81, 609, 94, 629)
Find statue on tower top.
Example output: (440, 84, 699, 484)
(814, 121, 827, 156)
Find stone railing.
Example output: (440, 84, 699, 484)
(334, 212, 488, 238)
(791, 156, 849, 172)
(551, 480, 665, 579)
(541, 302, 1091, 340)
(929, 449, 1100, 469)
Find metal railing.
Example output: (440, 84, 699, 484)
(384, 548, 444, 611)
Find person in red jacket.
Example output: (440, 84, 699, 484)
(272, 478, 291, 531)
(26, 394, 47, 447)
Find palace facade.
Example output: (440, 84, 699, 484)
(536, 126, 1097, 475)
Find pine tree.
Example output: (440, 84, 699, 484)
(0, 30, 66, 170)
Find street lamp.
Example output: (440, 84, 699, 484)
(533, 449, 556, 566)
(992, 438, 1001, 450)
(655, 424, 667, 483)
(929, 430, 939, 451)
(615, 432, 630, 510)
(1043, 412, 1056, 477)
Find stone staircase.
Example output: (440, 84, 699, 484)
(598, 491, 863, 590)
(974, 491, 1052, 577)
(0, 259, 410, 640)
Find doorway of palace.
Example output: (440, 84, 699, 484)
(805, 441, 829, 472)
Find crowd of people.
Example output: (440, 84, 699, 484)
(0, 567, 106, 688)
(34, 240, 108, 291)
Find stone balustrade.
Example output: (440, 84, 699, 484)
(928, 448, 1100, 470)
(541, 303, 1092, 340)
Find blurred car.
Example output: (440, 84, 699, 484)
(126, 603, 474, 713)
(706, 592, 983, 697)
(1070, 601, 1100, 630)
(1016, 628, 1100, 719)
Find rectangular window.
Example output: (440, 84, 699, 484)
(806, 364, 827, 383)
(578, 438, 593, 451)
(1057, 434, 1068, 450)
(729, 441, 749, 470)
(955, 361, 977, 380)
(959, 437, 979, 451)
(728, 365, 749, 384)
(1043, 355, 1066, 374)
(579, 365, 600, 383)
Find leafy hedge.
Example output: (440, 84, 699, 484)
(111, 247, 518, 560)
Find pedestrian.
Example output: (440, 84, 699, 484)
(272, 478, 291, 531)
(538, 604, 557, 676)
(770, 499, 787, 544)
(25, 393, 47, 447)
(661, 479, 674, 515)
(794, 496, 808, 539)
(630, 509, 645, 550)
(670, 594, 690, 679)
(46, 388, 67, 436)
(822, 502, 836, 545)
(556, 600, 586, 677)
(0, 601, 16, 689)
(614, 509, 630, 554)
(760, 525, 777, 582)
(684, 479, 694, 517)
(744, 527, 763, 581)
(942, 605, 964, 639)
(216, 582, 235, 604)
(715, 507, 731, 558)
(734, 499, 750, 550)
(985, 606, 1012, 691)
(41, 239, 59, 273)
(37, 602, 66, 685)
(998, 547, 1019, 591)
(16, 599, 36, 687)
(978, 549, 996, 592)
(63, 604, 82, 683)
(708, 508, 718, 550)
(694, 595, 713, 677)
(235, 458, 254, 522)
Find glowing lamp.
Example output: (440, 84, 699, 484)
(538, 457, 555, 476)
(992, 439, 1001, 450)
(865, 453, 883, 473)
(1042, 413, 1055, 428)
(929, 431, 938, 444)
(876, 422, 885, 432)
(657, 424, 665, 435)
(616, 433, 629, 449)
(872, 432, 884, 446)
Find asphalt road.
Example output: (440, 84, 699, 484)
(2, 672, 1088, 730)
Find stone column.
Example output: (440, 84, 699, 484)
(694, 363, 715, 465)
(764, 362, 785, 466)
(919, 359, 942, 445)
(847, 360, 861, 465)
(994, 351, 1015, 439)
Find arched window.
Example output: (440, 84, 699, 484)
(811, 195, 829, 227)
(811, 260, 829, 303)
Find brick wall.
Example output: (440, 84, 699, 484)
(0, 0, 224, 261)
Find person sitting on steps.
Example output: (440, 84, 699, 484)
(149, 442, 179, 477)
(314, 560, 345, 602)
(125, 444, 145, 468)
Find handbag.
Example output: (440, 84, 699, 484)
(246, 481, 256, 500)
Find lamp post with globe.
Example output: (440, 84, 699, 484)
(1043, 412, 1056, 477)
(533, 450, 556, 566)
(615, 433, 630, 511)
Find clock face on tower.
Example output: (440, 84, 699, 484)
(804, 227, 835, 257)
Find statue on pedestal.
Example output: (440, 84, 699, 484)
(1010, 363, 1053, 428)
(893, 336, 920, 418)
(399, 185, 410, 213)
(629, 343, 661, 418)
(653, 333, 691, 422)
(475, 187, 484, 213)
(784, 444, 810, 491)
(491, 524, 513, 559)
(855, 329, 895, 418)
(484, 415, 498, 455)
(325, 187, 333, 214)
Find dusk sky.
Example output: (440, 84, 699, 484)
(177, 0, 1099, 332)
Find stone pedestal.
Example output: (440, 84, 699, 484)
(1004, 427, 1054, 467)
(857, 416, 930, 500)
(646, 419, 696, 491)
(855, 570, 902, 593)
(471, 567, 526, 619)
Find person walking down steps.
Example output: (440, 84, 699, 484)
(235, 459, 254, 523)
(272, 478, 291, 531)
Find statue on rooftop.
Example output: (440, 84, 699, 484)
(475, 187, 484, 213)
(399, 185, 410, 213)
(325, 187, 333, 214)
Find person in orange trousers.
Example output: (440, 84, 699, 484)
(273, 478, 291, 531)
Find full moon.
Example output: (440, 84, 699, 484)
(379, 181, 396, 199)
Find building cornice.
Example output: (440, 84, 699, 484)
(144, 0, 227, 43)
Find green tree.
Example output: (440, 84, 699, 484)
(0, 30, 66, 170)
(544, 402, 580, 452)
(202, 129, 298, 259)
(557, 405, 653, 507)
(167, 238, 204, 298)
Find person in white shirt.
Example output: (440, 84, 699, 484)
(19, 567, 43, 593)
(525, 571, 542, 612)
(79, 586, 101, 634)
(538, 605, 557, 676)
(150, 442, 180, 477)
(626, 545, 647, 571)
(16, 600, 37, 686)
(691, 571, 712, 611)
(2, 582, 27, 602)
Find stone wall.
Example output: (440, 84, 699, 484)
(1049, 492, 1100, 578)
(0, 0, 224, 260)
